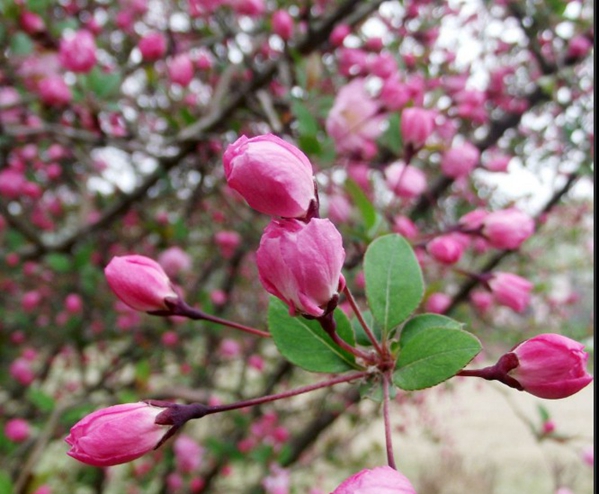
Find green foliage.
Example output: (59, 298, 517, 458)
(27, 388, 55, 413)
(344, 179, 384, 239)
(10, 32, 33, 56)
(393, 314, 482, 391)
(81, 67, 122, 100)
(268, 298, 358, 373)
(364, 234, 424, 336)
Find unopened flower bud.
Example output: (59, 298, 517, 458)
(65, 402, 173, 467)
(507, 334, 593, 399)
(441, 142, 480, 178)
(488, 272, 533, 313)
(256, 218, 345, 317)
(482, 208, 535, 250)
(105, 255, 179, 312)
(59, 30, 97, 73)
(332, 466, 416, 493)
(401, 107, 435, 148)
(138, 32, 167, 61)
(223, 134, 316, 218)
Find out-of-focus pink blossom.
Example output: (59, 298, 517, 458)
(392, 216, 419, 240)
(9, 358, 35, 386)
(385, 162, 427, 200)
(138, 32, 167, 61)
(219, 338, 241, 358)
(257, 218, 345, 317)
(65, 293, 83, 314)
(488, 272, 533, 313)
(326, 192, 352, 224)
(326, 78, 384, 158)
(174, 434, 204, 473)
(0, 168, 26, 199)
(59, 30, 97, 73)
(330, 24, 351, 46)
(229, 0, 265, 17)
(65, 402, 171, 466)
(401, 107, 435, 148)
(567, 35, 592, 59)
(223, 134, 315, 218)
(379, 74, 411, 111)
(427, 234, 464, 265)
(581, 445, 593, 466)
(483, 152, 511, 172)
(272, 10, 294, 41)
(158, 247, 192, 277)
(332, 466, 416, 494)
(38, 76, 72, 106)
(215, 230, 242, 259)
(459, 209, 488, 232)
(4, 418, 31, 442)
(19, 11, 45, 34)
(441, 142, 480, 178)
(425, 292, 451, 314)
(470, 290, 493, 313)
(482, 208, 535, 250)
(168, 54, 194, 86)
(262, 465, 290, 494)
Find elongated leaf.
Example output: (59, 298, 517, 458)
(399, 313, 463, 347)
(393, 321, 481, 391)
(268, 298, 358, 373)
(364, 234, 424, 334)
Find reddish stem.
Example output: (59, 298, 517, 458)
(342, 285, 384, 356)
(382, 372, 397, 470)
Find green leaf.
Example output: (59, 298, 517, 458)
(344, 178, 382, 235)
(292, 99, 319, 137)
(86, 67, 122, 99)
(393, 316, 481, 391)
(27, 388, 55, 413)
(364, 234, 424, 334)
(44, 253, 72, 273)
(10, 32, 33, 56)
(537, 404, 551, 423)
(351, 310, 382, 347)
(379, 112, 402, 155)
(0, 471, 13, 494)
(267, 297, 358, 373)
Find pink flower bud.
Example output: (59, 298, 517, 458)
(332, 466, 416, 494)
(330, 24, 351, 47)
(168, 54, 194, 86)
(65, 293, 83, 314)
(542, 420, 555, 434)
(5, 418, 31, 442)
(507, 334, 593, 399)
(38, 76, 72, 106)
(488, 272, 533, 313)
(59, 30, 97, 73)
(19, 11, 45, 34)
(567, 35, 592, 59)
(138, 32, 167, 61)
(470, 290, 493, 313)
(223, 134, 315, 218)
(427, 234, 464, 264)
(104, 255, 179, 312)
(0, 168, 26, 199)
(482, 208, 535, 250)
(392, 215, 418, 240)
(401, 107, 435, 148)
(385, 162, 427, 200)
(441, 142, 480, 179)
(256, 218, 345, 317)
(65, 402, 172, 466)
(158, 247, 192, 277)
(425, 292, 451, 314)
(215, 230, 242, 259)
(174, 434, 204, 473)
(272, 10, 294, 41)
(10, 358, 35, 386)
(459, 208, 488, 232)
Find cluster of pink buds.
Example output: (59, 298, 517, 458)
(223, 133, 346, 318)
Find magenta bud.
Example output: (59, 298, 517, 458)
(272, 9, 294, 41)
(506, 334, 593, 399)
(168, 53, 194, 86)
(4, 418, 31, 443)
(138, 32, 167, 61)
(441, 142, 480, 179)
(488, 272, 533, 313)
(59, 29, 97, 73)
(256, 218, 345, 317)
(223, 134, 316, 218)
(482, 208, 535, 250)
(65, 402, 173, 467)
(104, 255, 179, 312)
(400, 107, 435, 148)
(332, 466, 417, 493)
(427, 234, 464, 265)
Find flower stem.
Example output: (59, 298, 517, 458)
(383, 372, 397, 470)
(205, 371, 368, 415)
(342, 286, 384, 356)
(172, 301, 271, 338)
(317, 311, 374, 362)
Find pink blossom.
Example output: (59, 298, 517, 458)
(215, 230, 242, 259)
(385, 162, 427, 200)
(567, 35, 592, 59)
(65, 402, 171, 466)
(9, 357, 35, 385)
(219, 338, 241, 358)
(401, 107, 435, 148)
(262, 465, 290, 494)
(223, 134, 315, 218)
(441, 142, 480, 178)
(228, 0, 265, 17)
(470, 290, 493, 313)
(256, 218, 345, 317)
(326, 192, 352, 224)
(0, 168, 26, 199)
(425, 292, 451, 314)
(138, 32, 167, 61)
(482, 208, 535, 250)
(330, 24, 351, 46)
(59, 30, 97, 73)
(32, 486, 51, 494)
(427, 234, 464, 264)
(272, 10, 294, 41)
(4, 418, 31, 442)
(37, 76, 72, 106)
(158, 247, 192, 277)
(19, 11, 45, 34)
(174, 434, 204, 473)
(581, 445, 593, 466)
(332, 466, 416, 494)
(488, 272, 533, 313)
(168, 54, 194, 86)
(379, 74, 411, 111)
(326, 78, 384, 157)
(104, 255, 179, 312)
(65, 293, 83, 313)
(483, 152, 511, 172)
(507, 334, 593, 399)
(459, 209, 488, 232)
(392, 216, 419, 240)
